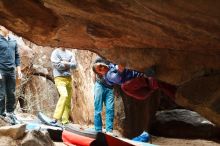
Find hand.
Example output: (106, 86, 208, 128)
(17, 71, 23, 79)
(118, 64, 125, 73)
(17, 66, 22, 79)
(61, 61, 70, 68)
(61, 61, 69, 65)
(143, 74, 148, 78)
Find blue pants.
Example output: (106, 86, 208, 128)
(0, 70, 16, 115)
(94, 81, 114, 132)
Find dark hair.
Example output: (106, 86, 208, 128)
(92, 64, 99, 74)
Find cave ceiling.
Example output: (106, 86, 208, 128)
(1, 0, 220, 85)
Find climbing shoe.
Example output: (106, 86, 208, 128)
(5, 112, 22, 125)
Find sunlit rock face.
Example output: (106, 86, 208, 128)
(1, 0, 220, 85)
(1, 0, 220, 129)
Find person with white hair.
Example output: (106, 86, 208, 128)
(92, 57, 115, 134)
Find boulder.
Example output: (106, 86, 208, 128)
(151, 109, 220, 139)
(0, 124, 26, 139)
(21, 130, 54, 146)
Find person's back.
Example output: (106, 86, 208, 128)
(104, 64, 176, 100)
(104, 64, 145, 86)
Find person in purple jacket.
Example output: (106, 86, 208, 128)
(92, 57, 115, 134)
(94, 62, 149, 84)
(94, 63, 176, 100)
(104, 63, 146, 86)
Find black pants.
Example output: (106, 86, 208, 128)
(0, 70, 16, 115)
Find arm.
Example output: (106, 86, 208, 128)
(106, 64, 123, 85)
(117, 64, 125, 73)
(68, 54, 77, 69)
(130, 70, 145, 78)
(15, 43, 21, 68)
(17, 66, 22, 79)
(50, 50, 68, 70)
(15, 43, 22, 79)
(122, 69, 145, 83)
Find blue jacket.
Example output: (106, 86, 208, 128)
(0, 35, 20, 71)
(104, 63, 145, 86)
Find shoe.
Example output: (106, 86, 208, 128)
(0, 113, 6, 120)
(49, 119, 63, 128)
(61, 120, 69, 125)
(5, 112, 21, 125)
(0, 112, 6, 118)
(61, 121, 69, 129)
(132, 131, 150, 142)
(106, 131, 117, 137)
(50, 119, 58, 126)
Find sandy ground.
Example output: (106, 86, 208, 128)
(54, 142, 66, 146)
(1, 114, 219, 146)
(151, 136, 220, 146)
(54, 136, 220, 146)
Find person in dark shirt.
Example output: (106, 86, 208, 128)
(0, 26, 22, 125)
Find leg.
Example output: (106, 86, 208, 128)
(61, 79, 72, 124)
(0, 72, 6, 115)
(18, 96, 28, 113)
(5, 72, 16, 113)
(94, 82, 104, 132)
(105, 88, 114, 132)
(53, 77, 69, 121)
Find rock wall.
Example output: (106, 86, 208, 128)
(15, 38, 159, 137)
(13, 37, 128, 135)
(1, 0, 220, 131)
